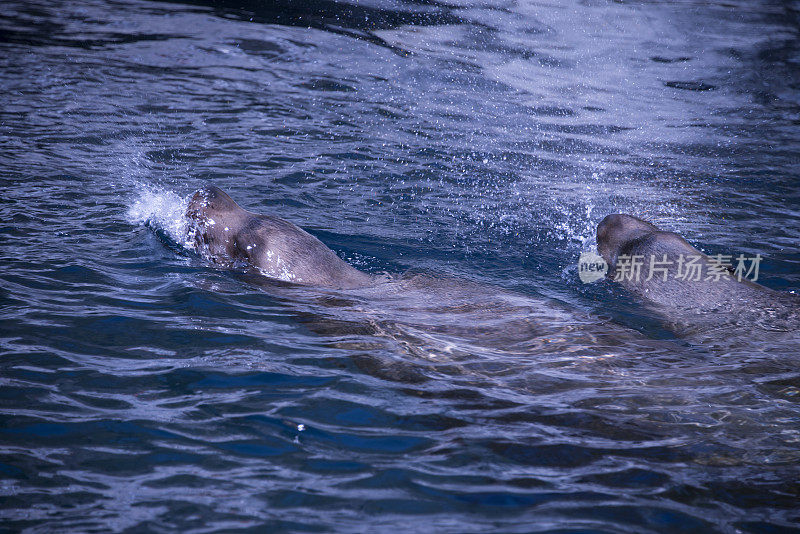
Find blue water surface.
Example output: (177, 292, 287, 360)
(1, 0, 800, 532)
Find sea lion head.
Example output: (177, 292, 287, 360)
(184, 185, 376, 288)
(186, 185, 247, 263)
(596, 213, 660, 270)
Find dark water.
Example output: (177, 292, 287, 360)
(2, 0, 800, 531)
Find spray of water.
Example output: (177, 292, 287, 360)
(127, 184, 194, 249)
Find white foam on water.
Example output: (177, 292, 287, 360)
(127, 185, 193, 249)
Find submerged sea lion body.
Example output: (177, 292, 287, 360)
(186, 186, 375, 288)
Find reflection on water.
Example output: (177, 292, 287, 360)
(2, 0, 799, 531)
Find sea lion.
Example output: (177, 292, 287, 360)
(596, 214, 778, 308)
(186, 185, 375, 288)
(596, 214, 799, 345)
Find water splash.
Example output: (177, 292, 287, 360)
(127, 185, 192, 248)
